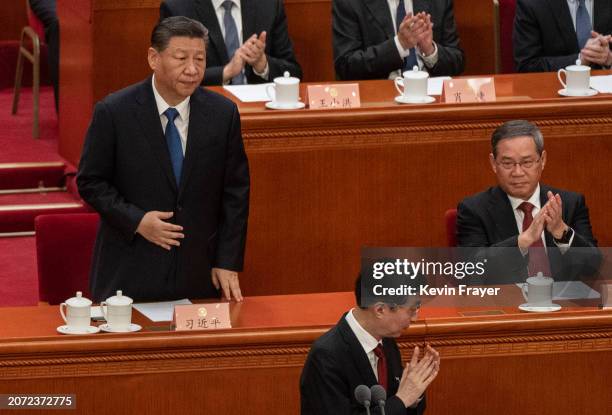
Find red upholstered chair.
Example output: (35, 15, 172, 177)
(35, 213, 99, 305)
(12, 0, 48, 139)
(445, 209, 458, 247)
(498, 0, 517, 73)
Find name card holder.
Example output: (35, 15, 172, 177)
(173, 303, 231, 331)
(443, 78, 496, 103)
(307, 84, 361, 109)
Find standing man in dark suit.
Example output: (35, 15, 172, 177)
(300, 275, 439, 415)
(514, 0, 612, 72)
(457, 120, 599, 281)
(332, 0, 464, 80)
(77, 17, 250, 302)
(160, 0, 302, 85)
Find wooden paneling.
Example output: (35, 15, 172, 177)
(454, 0, 498, 74)
(0, 295, 610, 415)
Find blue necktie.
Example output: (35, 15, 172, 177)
(397, 0, 417, 72)
(164, 108, 183, 186)
(222, 1, 245, 85)
(576, 0, 592, 49)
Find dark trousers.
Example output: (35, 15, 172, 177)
(29, 0, 59, 112)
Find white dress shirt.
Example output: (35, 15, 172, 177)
(387, 0, 439, 79)
(152, 75, 190, 155)
(345, 308, 382, 381)
(507, 184, 574, 255)
(211, 0, 269, 81)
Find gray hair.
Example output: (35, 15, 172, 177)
(491, 120, 544, 158)
(151, 16, 209, 52)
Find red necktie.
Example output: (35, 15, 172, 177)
(373, 344, 388, 389)
(518, 202, 552, 277)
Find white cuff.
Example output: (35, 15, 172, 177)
(419, 41, 439, 68)
(253, 60, 270, 80)
(394, 35, 412, 58)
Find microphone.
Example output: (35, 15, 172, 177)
(370, 384, 387, 415)
(354, 384, 372, 415)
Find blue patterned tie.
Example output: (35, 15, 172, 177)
(164, 108, 183, 186)
(397, 0, 417, 72)
(576, 0, 592, 49)
(222, 1, 245, 84)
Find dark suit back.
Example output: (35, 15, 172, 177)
(332, 0, 464, 80)
(77, 78, 249, 302)
(160, 0, 302, 85)
(514, 0, 612, 72)
(300, 314, 425, 415)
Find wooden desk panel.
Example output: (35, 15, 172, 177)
(0, 293, 610, 415)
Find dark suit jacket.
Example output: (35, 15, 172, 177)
(514, 0, 612, 72)
(332, 0, 464, 80)
(77, 78, 250, 302)
(300, 314, 425, 415)
(160, 0, 302, 85)
(456, 185, 600, 282)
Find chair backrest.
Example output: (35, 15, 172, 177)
(499, 0, 517, 73)
(35, 213, 99, 304)
(26, 0, 46, 41)
(444, 209, 458, 247)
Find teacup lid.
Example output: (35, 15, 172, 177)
(567, 60, 590, 71)
(274, 71, 300, 85)
(65, 291, 92, 307)
(402, 65, 429, 79)
(105, 290, 133, 306)
(527, 272, 552, 284)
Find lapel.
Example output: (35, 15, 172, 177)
(488, 186, 520, 240)
(241, 0, 257, 40)
(413, 0, 431, 15)
(177, 87, 214, 198)
(364, 0, 395, 38)
(195, 0, 229, 64)
(547, 0, 579, 51)
(594, 0, 612, 34)
(135, 77, 178, 193)
(337, 315, 379, 386)
(381, 338, 399, 393)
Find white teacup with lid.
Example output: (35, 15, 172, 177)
(100, 290, 133, 331)
(60, 291, 92, 329)
(557, 59, 593, 95)
(395, 65, 429, 100)
(266, 71, 301, 107)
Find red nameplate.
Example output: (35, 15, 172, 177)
(173, 303, 231, 331)
(443, 78, 496, 103)
(307, 84, 361, 109)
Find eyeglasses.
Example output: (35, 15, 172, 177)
(496, 157, 541, 170)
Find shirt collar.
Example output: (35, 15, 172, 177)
(151, 75, 190, 121)
(213, 0, 241, 12)
(507, 184, 541, 211)
(345, 308, 381, 355)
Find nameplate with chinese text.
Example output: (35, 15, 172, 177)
(307, 84, 361, 109)
(443, 78, 496, 103)
(173, 303, 231, 331)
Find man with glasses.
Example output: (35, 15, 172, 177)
(300, 274, 438, 414)
(456, 119, 599, 281)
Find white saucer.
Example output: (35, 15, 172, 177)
(558, 88, 598, 97)
(265, 101, 305, 110)
(57, 325, 100, 335)
(99, 323, 142, 333)
(518, 303, 562, 313)
(395, 95, 436, 104)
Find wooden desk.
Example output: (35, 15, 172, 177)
(1, 292, 610, 414)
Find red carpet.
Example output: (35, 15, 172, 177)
(0, 236, 38, 306)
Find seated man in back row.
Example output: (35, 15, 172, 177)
(456, 120, 600, 282)
(160, 0, 302, 85)
(332, 0, 464, 80)
(514, 0, 612, 72)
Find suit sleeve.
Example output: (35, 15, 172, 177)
(332, 0, 404, 80)
(427, 0, 464, 76)
(214, 104, 250, 271)
(248, 0, 302, 82)
(513, 0, 578, 72)
(76, 101, 146, 241)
